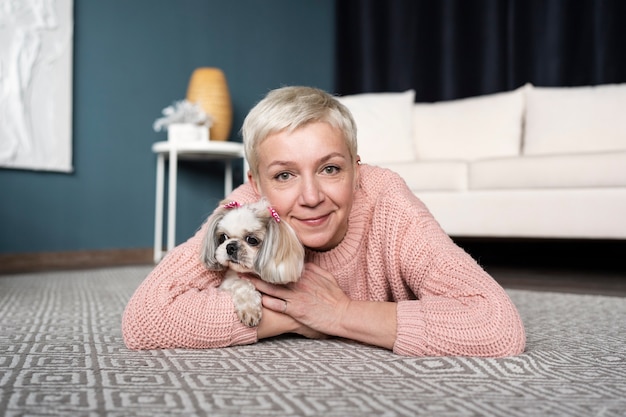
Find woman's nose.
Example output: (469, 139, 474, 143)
(299, 176, 324, 206)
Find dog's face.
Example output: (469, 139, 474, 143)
(213, 206, 266, 274)
(201, 199, 304, 284)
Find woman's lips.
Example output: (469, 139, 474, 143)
(296, 213, 330, 227)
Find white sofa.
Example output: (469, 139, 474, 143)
(338, 84, 626, 240)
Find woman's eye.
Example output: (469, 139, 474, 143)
(274, 172, 292, 181)
(323, 165, 340, 175)
(218, 233, 228, 244)
(246, 236, 260, 246)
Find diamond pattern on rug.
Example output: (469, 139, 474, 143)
(0, 266, 625, 417)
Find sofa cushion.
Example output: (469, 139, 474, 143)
(412, 86, 525, 161)
(337, 90, 416, 164)
(469, 151, 626, 190)
(524, 83, 626, 155)
(378, 161, 468, 191)
(417, 189, 626, 239)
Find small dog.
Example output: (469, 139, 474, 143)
(201, 199, 304, 326)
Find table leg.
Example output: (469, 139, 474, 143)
(154, 153, 164, 263)
(224, 160, 233, 196)
(243, 157, 249, 183)
(167, 147, 178, 251)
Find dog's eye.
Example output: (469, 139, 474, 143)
(218, 233, 228, 244)
(245, 236, 260, 246)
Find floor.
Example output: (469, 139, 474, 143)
(488, 265, 626, 296)
(455, 238, 626, 297)
(2, 239, 624, 297)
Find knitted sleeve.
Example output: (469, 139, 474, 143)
(122, 184, 261, 350)
(370, 174, 526, 357)
(393, 234, 527, 357)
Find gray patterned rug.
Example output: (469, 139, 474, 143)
(0, 266, 624, 417)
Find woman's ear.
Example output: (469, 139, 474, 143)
(248, 171, 261, 195)
(354, 155, 361, 190)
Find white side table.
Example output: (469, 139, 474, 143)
(152, 140, 247, 263)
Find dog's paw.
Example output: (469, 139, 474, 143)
(234, 288, 263, 327)
(237, 303, 262, 327)
(220, 275, 263, 327)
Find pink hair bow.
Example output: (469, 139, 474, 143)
(268, 207, 281, 223)
(223, 200, 280, 223)
(223, 201, 242, 209)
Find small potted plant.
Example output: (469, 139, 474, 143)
(153, 100, 213, 142)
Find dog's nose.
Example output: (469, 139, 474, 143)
(226, 242, 238, 256)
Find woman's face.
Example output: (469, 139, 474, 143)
(250, 122, 359, 251)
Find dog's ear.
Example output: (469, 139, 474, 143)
(200, 206, 227, 271)
(255, 214, 304, 284)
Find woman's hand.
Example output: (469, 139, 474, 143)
(241, 266, 330, 340)
(248, 263, 398, 350)
(256, 307, 327, 340)
(249, 263, 351, 334)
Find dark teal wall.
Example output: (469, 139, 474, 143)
(0, 0, 335, 253)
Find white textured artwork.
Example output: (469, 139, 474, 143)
(0, 0, 73, 172)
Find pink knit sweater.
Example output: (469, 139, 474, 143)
(123, 165, 526, 357)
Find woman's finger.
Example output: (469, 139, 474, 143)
(261, 294, 288, 313)
(246, 276, 291, 301)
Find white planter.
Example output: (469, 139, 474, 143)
(167, 123, 209, 143)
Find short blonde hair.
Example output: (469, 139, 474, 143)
(241, 86, 357, 179)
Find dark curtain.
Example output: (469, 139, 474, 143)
(335, 0, 626, 102)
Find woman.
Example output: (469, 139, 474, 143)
(123, 86, 526, 357)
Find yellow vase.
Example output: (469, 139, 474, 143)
(186, 68, 233, 141)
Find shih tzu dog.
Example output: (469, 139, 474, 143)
(201, 199, 304, 327)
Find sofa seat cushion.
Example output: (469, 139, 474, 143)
(469, 151, 626, 190)
(413, 86, 525, 161)
(417, 188, 626, 239)
(378, 161, 468, 191)
(524, 83, 626, 155)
